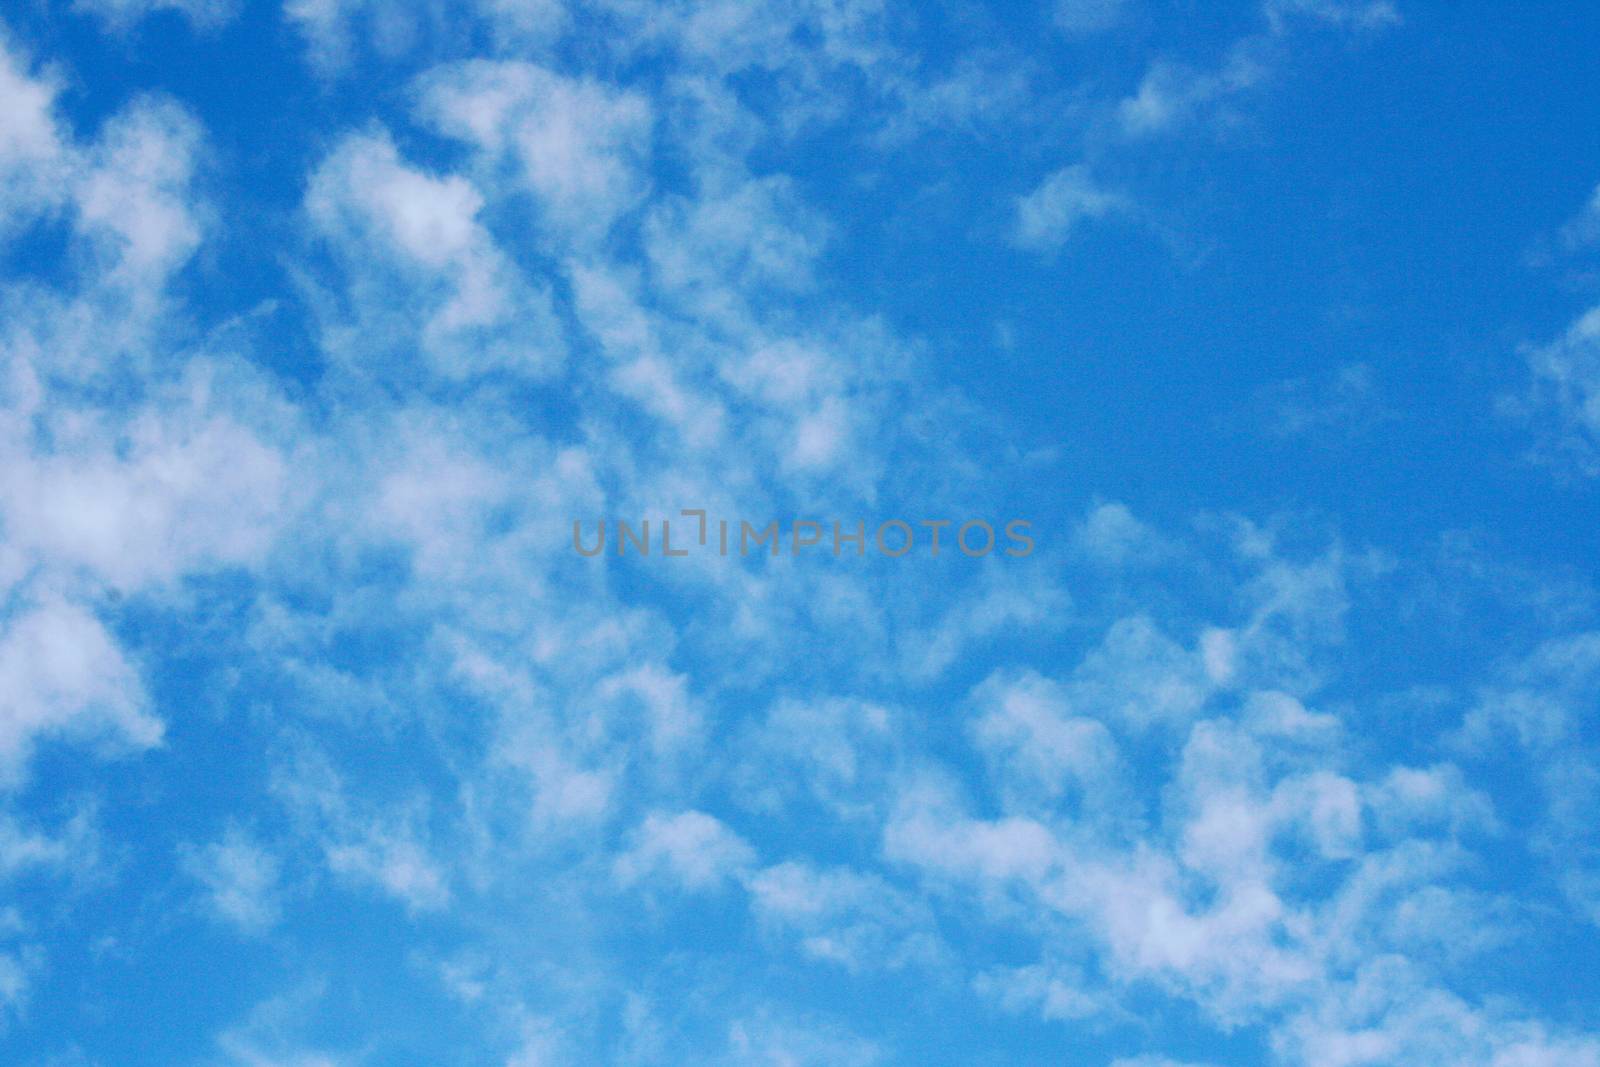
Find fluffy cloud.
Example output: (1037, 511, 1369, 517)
(183, 829, 283, 932)
(1012, 164, 1127, 251)
(1521, 305, 1600, 474)
(745, 860, 941, 970)
(304, 129, 565, 380)
(0, 36, 68, 232)
(4, 5, 1600, 1066)
(72, 0, 238, 31)
(1561, 182, 1600, 249)
(0, 598, 160, 786)
(0, 376, 287, 591)
(1116, 0, 1394, 139)
(1054, 0, 1129, 36)
(614, 810, 755, 891)
(418, 61, 653, 242)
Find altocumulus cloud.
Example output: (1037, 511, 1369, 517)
(0, 2, 1599, 1065)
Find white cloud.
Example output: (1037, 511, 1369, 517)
(1364, 764, 1496, 840)
(899, 564, 1067, 681)
(0, 35, 69, 233)
(594, 663, 701, 757)
(614, 810, 755, 892)
(285, 0, 565, 74)
(587, 0, 904, 110)
(732, 697, 899, 820)
(1263, 0, 1400, 31)
(5, 11, 1592, 1067)
(1012, 164, 1127, 251)
(1561, 181, 1600, 249)
(878, 54, 1033, 142)
(744, 860, 940, 970)
(417, 60, 653, 243)
(1117, 49, 1268, 138)
(0, 806, 99, 882)
(0, 943, 35, 1032)
(0, 33, 308, 832)
(284, 0, 422, 75)
(476, 0, 566, 49)
(0, 370, 289, 592)
(884, 776, 1062, 884)
(74, 98, 206, 294)
(1054, 0, 1130, 36)
(324, 825, 449, 912)
(272, 747, 450, 913)
(304, 129, 565, 380)
(1250, 362, 1393, 439)
(0, 38, 207, 323)
(216, 982, 348, 1067)
(0, 597, 161, 786)
(73, 0, 238, 31)
(1065, 615, 1214, 730)
(975, 962, 1117, 1022)
(496, 728, 617, 828)
(970, 669, 1123, 809)
(1115, 0, 1394, 140)
(183, 829, 283, 932)
(1521, 305, 1600, 474)
(861, 528, 1552, 1049)
(1454, 632, 1600, 924)
(724, 1011, 881, 1067)
(643, 175, 827, 305)
(1074, 501, 1172, 567)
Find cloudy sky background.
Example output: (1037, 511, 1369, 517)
(3, 0, 1600, 1063)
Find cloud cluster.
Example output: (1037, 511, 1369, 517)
(2, 3, 1598, 1065)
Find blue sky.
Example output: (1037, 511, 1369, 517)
(3, 1, 1600, 1064)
